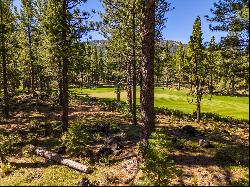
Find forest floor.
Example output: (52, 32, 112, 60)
(0, 93, 249, 186)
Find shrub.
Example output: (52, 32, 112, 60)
(61, 122, 91, 156)
(0, 161, 15, 176)
(0, 134, 19, 162)
(139, 129, 180, 186)
(97, 98, 128, 112)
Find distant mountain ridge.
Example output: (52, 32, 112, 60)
(87, 39, 187, 54)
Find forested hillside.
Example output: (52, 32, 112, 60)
(0, 0, 249, 186)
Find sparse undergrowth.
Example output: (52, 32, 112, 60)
(0, 94, 249, 186)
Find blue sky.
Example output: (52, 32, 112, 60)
(14, 0, 227, 44)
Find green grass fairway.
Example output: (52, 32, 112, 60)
(70, 87, 249, 120)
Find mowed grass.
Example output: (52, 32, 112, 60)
(70, 87, 249, 120)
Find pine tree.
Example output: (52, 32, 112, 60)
(206, 0, 249, 94)
(206, 0, 249, 50)
(0, 0, 15, 118)
(158, 42, 174, 87)
(97, 47, 104, 83)
(174, 42, 185, 90)
(18, 0, 38, 94)
(101, 0, 171, 126)
(206, 36, 218, 94)
(185, 16, 208, 122)
(43, 0, 92, 132)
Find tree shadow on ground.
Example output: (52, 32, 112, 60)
(11, 160, 56, 169)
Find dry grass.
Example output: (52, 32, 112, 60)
(0, 95, 248, 186)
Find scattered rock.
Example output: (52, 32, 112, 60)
(76, 177, 93, 186)
(181, 125, 198, 137)
(97, 146, 113, 157)
(32, 91, 39, 98)
(223, 129, 230, 135)
(171, 137, 177, 144)
(85, 148, 94, 157)
(96, 124, 109, 136)
(38, 92, 49, 100)
(106, 136, 123, 148)
(55, 146, 67, 154)
(198, 139, 214, 148)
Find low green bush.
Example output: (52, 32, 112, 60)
(139, 129, 180, 186)
(0, 134, 19, 162)
(0, 161, 16, 176)
(61, 122, 91, 156)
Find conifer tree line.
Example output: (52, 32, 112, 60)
(0, 0, 249, 141)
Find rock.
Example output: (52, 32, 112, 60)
(181, 125, 198, 137)
(85, 148, 94, 157)
(32, 91, 39, 98)
(98, 147, 113, 157)
(96, 124, 109, 136)
(106, 136, 123, 148)
(198, 139, 214, 148)
(171, 137, 177, 144)
(223, 129, 230, 135)
(55, 146, 67, 154)
(76, 177, 93, 186)
(38, 92, 49, 100)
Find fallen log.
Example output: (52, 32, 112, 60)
(29, 145, 91, 173)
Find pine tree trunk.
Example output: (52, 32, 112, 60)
(58, 60, 63, 106)
(1, 39, 9, 119)
(177, 64, 181, 90)
(223, 77, 227, 94)
(132, 1, 137, 126)
(28, 19, 35, 94)
(61, 0, 69, 132)
(209, 71, 213, 94)
(166, 75, 168, 88)
(127, 61, 133, 113)
(81, 74, 84, 88)
(196, 94, 201, 122)
(230, 76, 235, 96)
(177, 78, 180, 90)
(40, 75, 44, 92)
(140, 0, 155, 146)
(195, 53, 200, 122)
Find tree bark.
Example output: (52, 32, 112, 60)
(61, 0, 69, 132)
(196, 94, 201, 122)
(58, 61, 63, 106)
(230, 76, 235, 96)
(126, 61, 133, 113)
(209, 70, 213, 94)
(28, 22, 35, 94)
(140, 0, 155, 146)
(177, 64, 181, 90)
(0, 6, 9, 119)
(1, 38, 9, 119)
(29, 145, 90, 173)
(132, 1, 137, 126)
(195, 54, 200, 122)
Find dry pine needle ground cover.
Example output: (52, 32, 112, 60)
(0, 94, 249, 186)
